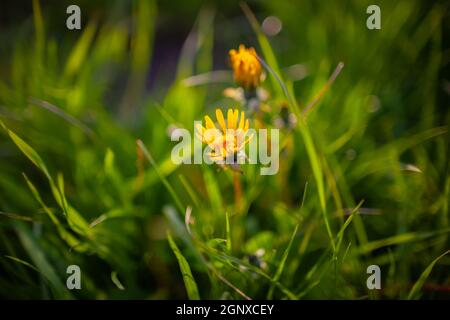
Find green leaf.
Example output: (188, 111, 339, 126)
(225, 211, 231, 253)
(296, 121, 335, 251)
(407, 250, 450, 300)
(267, 224, 298, 299)
(0, 121, 90, 235)
(14, 223, 71, 298)
(52, 173, 90, 237)
(64, 22, 97, 77)
(167, 232, 200, 300)
(0, 121, 88, 235)
(163, 205, 206, 270)
(22, 174, 88, 252)
(0, 120, 50, 180)
(111, 271, 125, 290)
(358, 228, 450, 255)
(335, 200, 364, 253)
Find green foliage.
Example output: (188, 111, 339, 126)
(167, 232, 200, 300)
(0, 0, 448, 299)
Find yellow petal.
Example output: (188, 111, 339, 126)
(227, 109, 234, 129)
(215, 108, 227, 132)
(205, 115, 216, 130)
(233, 110, 239, 129)
(244, 119, 249, 131)
(238, 111, 245, 130)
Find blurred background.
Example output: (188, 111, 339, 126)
(0, 0, 449, 299)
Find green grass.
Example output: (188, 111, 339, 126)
(0, 0, 448, 299)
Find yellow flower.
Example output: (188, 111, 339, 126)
(229, 44, 262, 90)
(196, 108, 252, 163)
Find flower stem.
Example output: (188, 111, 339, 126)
(233, 171, 242, 214)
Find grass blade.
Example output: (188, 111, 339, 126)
(137, 139, 185, 213)
(0, 119, 50, 179)
(225, 211, 231, 253)
(14, 223, 70, 298)
(407, 250, 450, 299)
(267, 224, 299, 299)
(167, 232, 200, 300)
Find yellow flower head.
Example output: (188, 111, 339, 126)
(229, 44, 262, 90)
(196, 108, 252, 163)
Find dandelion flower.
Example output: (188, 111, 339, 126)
(229, 44, 262, 90)
(196, 108, 252, 164)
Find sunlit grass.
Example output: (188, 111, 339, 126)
(0, 0, 448, 299)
